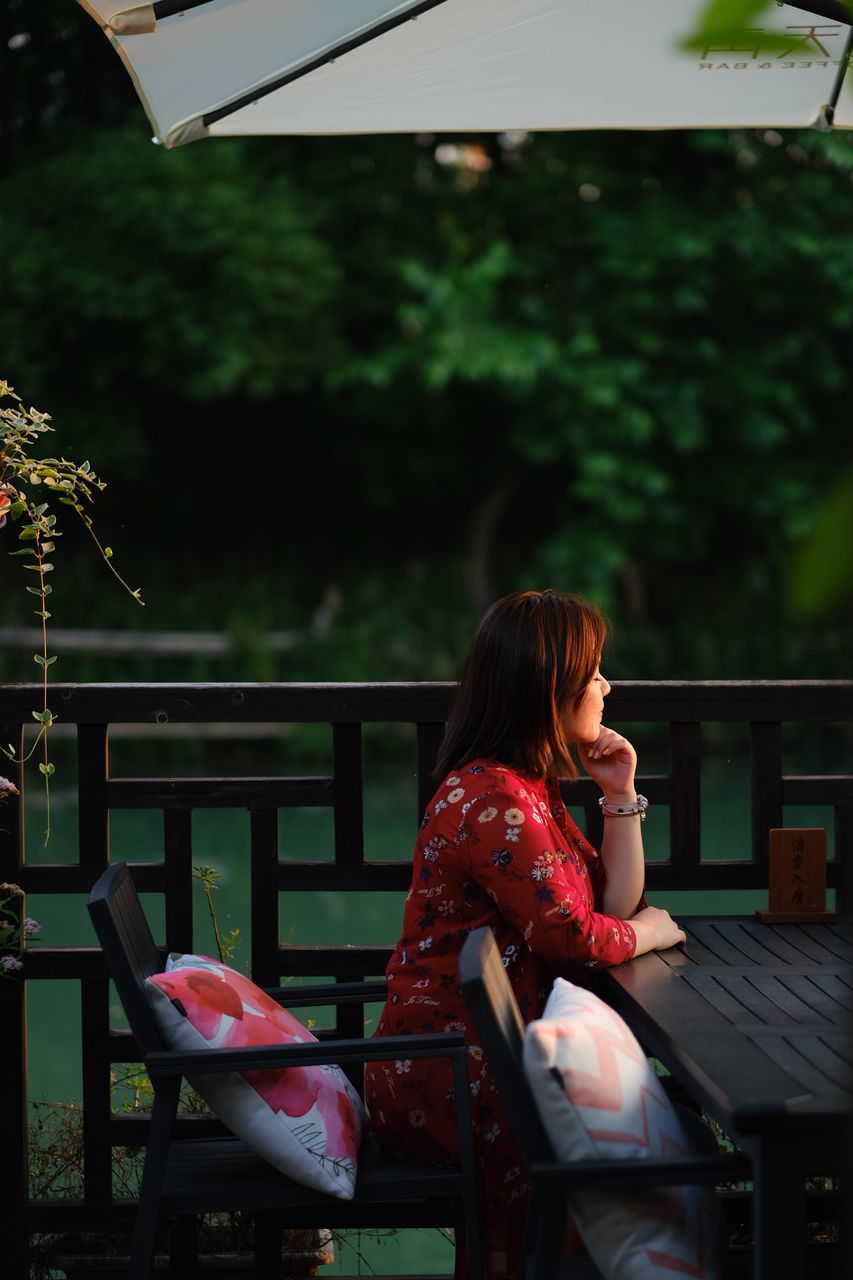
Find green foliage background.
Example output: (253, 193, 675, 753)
(1, 1, 851, 684)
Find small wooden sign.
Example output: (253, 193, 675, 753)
(756, 828, 837, 923)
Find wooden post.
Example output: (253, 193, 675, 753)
(756, 828, 837, 923)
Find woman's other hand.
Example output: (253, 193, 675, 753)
(630, 905, 687, 954)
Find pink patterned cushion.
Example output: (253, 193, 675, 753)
(144, 954, 364, 1199)
(523, 978, 726, 1279)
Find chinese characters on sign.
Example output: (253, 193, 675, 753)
(756, 828, 837, 924)
(698, 24, 845, 70)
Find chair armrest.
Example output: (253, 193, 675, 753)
(529, 1150, 751, 1191)
(144, 1031, 465, 1077)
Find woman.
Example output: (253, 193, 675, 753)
(365, 589, 685, 1279)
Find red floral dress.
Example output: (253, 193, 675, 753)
(365, 759, 639, 1280)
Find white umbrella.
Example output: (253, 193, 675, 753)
(78, 0, 852, 147)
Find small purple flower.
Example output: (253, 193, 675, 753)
(1, 955, 23, 972)
(0, 776, 20, 798)
(24, 917, 42, 935)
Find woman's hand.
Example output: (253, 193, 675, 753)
(630, 905, 686, 954)
(580, 726, 637, 801)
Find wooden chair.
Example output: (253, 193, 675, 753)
(458, 926, 751, 1280)
(88, 862, 483, 1279)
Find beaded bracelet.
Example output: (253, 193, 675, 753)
(598, 794, 648, 820)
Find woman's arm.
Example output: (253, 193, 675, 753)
(580, 727, 685, 951)
(598, 795, 645, 919)
(457, 770, 639, 972)
(580, 725, 645, 918)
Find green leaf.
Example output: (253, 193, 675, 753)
(678, 0, 812, 55)
(38, 762, 55, 777)
(25, 586, 42, 597)
(790, 467, 853, 617)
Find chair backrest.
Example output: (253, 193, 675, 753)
(458, 927, 555, 1168)
(88, 861, 167, 1058)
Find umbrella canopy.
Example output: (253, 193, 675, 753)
(79, 0, 852, 147)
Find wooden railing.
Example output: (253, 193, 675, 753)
(2, 680, 851, 1274)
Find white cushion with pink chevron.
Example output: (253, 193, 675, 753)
(523, 978, 726, 1280)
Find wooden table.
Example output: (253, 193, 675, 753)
(597, 917, 853, 1280)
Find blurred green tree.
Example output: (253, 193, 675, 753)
(0, 1, 849, 678)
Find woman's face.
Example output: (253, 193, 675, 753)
(560, 667, 611, 744)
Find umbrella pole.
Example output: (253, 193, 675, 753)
(812, 25, 853, 129)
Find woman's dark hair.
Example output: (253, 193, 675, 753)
(434, 589, 608, 781)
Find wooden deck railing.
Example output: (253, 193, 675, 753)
(2, 680, 851, 1275)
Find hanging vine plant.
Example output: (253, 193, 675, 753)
(0, 379, 143, 840)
